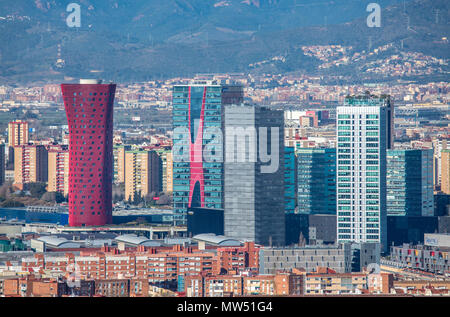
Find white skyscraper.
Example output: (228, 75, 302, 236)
(336, 95, 392, 252)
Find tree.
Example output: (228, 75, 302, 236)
(0, 183, 13, 199)
(1, 200, 25, 207)
(112, 183, 125, 202)
(131, 190, 143, 205)
(155, 193, 172, 205)
(41, 192, 65, 203)
(27, 183, 47, 198)
(144, 192, 157, 207)
(298, 232, 307, 247)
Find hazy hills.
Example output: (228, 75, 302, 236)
(0, 0, 448, 85)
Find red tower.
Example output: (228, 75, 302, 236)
(61, 79, 116, 227)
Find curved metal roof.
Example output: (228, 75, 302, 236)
(192, 234, 242, 246)
(37, 236, 81, 248)
(114, 234, 161, 247)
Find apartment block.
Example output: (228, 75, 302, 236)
(47, 146, 69, 196)
(13, 145, 48, 189)
(8, 121, 29, 147)
(2, 275, 64, 297)
(124, 150, 162, 201)
(432, 138, 448, 189)
(390, 241, 450, 274)
(216, 242, 260, 274)
(0, 143, 5, 186)
(113, 145, 131, 184)
(158, 150, 173, 193)
(185, 272, 304, 297)
(305, 271, 367, 295)
(442, 150, 450, 194)
(21, 246, 218, 292)
(0, 276, 148, 297)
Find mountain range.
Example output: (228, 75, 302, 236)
(0, 0, 448, 85)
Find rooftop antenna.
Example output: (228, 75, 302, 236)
(149, 33, 154, 48)
(150, 24, 154, 47)
(206, 30, 210, 73)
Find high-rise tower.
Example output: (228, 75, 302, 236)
(61, 79, 116, 227)
(223, 104, 285, 246)
(172, 82, 243, 226)
(8, 121, 29, 147)
(336, 95, 391, 251)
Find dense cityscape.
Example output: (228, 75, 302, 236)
(0, 1, 448, 310)
(0, 72, 448, 299)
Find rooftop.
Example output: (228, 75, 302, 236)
(192, 234, 242, 246)
(114, 234, 162, 247)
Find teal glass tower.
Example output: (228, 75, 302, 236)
(284, 146, 297, 214)
(172, 83, 243, 226)
(387, 149, 434, 217)
(297, 148, 336, 215)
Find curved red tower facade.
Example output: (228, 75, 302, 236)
(61, 79, 116, 227)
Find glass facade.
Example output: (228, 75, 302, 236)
(297, 148, 336, 215)
(387, 149, 434, 217)
(172, 85, 222, 225)
(336, 95, 389, 250)
(224, 105, 285, 246)
(172, 84, 243, 226)
(284, 146, 296, 214)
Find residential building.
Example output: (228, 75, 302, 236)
(124, 150, 162, 201)
(156, 149, 173, 193)
(185, 272, 304, 297)
(390, 239, 450, 274)
(8, 121, 28, 147)
(442, 150, 450, 194)
(21, 245, 219, 292)
(47, 146, 69, 196)
(13, 145, 48, 189)
(432, 138, 448, 190)
(0, 143, 5, 186)
(113, 144, 131, 184)
(216, 242, 260, 274)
